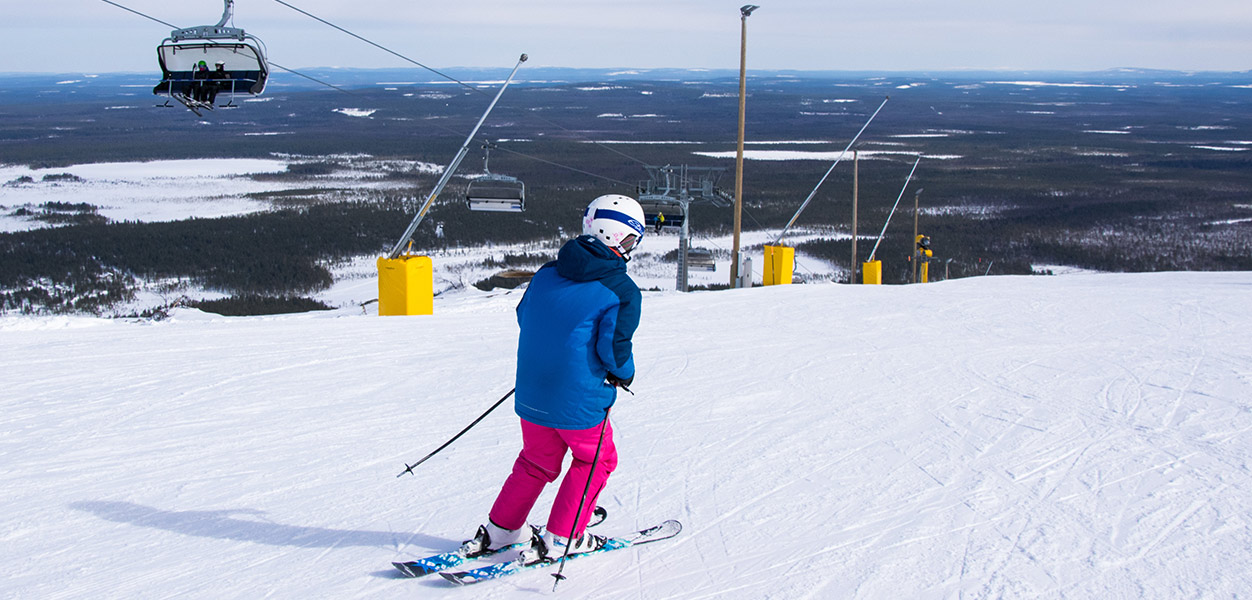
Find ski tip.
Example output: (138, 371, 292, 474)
(439, 571, 467, 586)
(392, 562, 418, 578)
(663, 519, 684, 539)
(641, 519, 682, 535)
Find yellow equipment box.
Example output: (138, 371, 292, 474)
(862, 260, 882, 285)
(377, 255, 433, 316)
(763, 245, 795, 286)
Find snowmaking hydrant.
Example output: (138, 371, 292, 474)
(914, 234, 932, 283)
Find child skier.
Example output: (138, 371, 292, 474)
(460, 194, 646, 564)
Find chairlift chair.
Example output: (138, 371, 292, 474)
(465, 174, 526, 212)
(152, 0, 269, 115)
(687, 249, 716, 272)
(640, 196, 684, 230)
(465, 143, 525, 212)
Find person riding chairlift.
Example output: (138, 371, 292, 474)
(191, 60, 211, 103)
(206, 61, 231, 105)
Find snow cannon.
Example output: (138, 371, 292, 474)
(377, 254, 433, 316)
(763, 245, 794, 286)
(375, 53, 529, 316)
(915, 234, 933, 283)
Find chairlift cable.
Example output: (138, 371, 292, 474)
(271, 0, 481, 95)
(378, 114, 633, 189)
(489, 145, 635, 188)
(269, 0, 651, 168)
(98, 0, 175, 28)
(269, 60, 358, 95)
(553, 136, 649, 167)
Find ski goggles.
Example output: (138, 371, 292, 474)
(619, 233, 640, 254)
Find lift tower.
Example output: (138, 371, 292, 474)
(637, 166, 729, 292)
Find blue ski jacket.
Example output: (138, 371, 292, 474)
(514, 235, 641, 430)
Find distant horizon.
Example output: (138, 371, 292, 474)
(8, 1, 1251, 75)
(3, 65, 1250, 78)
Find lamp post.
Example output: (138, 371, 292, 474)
(911, 187, 923, 283)
(851, 150, 858, 283)
(730, 4, 758, 288)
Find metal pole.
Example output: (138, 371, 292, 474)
(216, 0, 234, 28)
(912, 190, 920, 283)
(396, 388, 514, 477)
(773, 97, 889, 246)
(867, 156, 922, 263)
(387, 54, 527, 259)
(851, 151, 858, 284)
(731, 5, 758, 287)
(681, 201, 692, 292)
(551, 409, 611, 590)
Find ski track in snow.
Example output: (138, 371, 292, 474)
(3, 272, 1252, 598)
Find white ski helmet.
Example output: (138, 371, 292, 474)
(582, 194, 646, 257)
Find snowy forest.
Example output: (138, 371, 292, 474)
(3, 69, 1252, 314)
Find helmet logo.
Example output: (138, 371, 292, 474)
(592, 209, 644, 236)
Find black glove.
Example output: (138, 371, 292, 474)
(606, 373, 634, 389)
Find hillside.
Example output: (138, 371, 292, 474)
(4, 70, 1252, 315)
(2, 270, 1250, 598)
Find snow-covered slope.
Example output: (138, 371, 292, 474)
(2, 271, 1250, 599)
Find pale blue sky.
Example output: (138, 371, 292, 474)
(6, 0, 1251, 74)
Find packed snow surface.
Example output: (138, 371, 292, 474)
(3, 271, 1251, 599)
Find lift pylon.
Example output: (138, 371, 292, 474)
(637, 165, 728, 292)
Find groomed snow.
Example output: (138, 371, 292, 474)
(3, 270, 1251, 598)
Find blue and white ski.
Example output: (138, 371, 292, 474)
(392, 544, 520, 578)
(392, 507, 607, 578)
(438, 519, 682, 586)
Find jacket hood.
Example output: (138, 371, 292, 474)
(556, 235, 626, 283)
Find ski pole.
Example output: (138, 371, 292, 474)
(396, 388, 514, 478)
(552, 408, 611, 590)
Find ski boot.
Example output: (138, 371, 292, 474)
(520, 527, 606, 565)
(459, 521, 533, 558)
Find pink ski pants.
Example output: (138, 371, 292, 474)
(489, 416, 617, 538)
